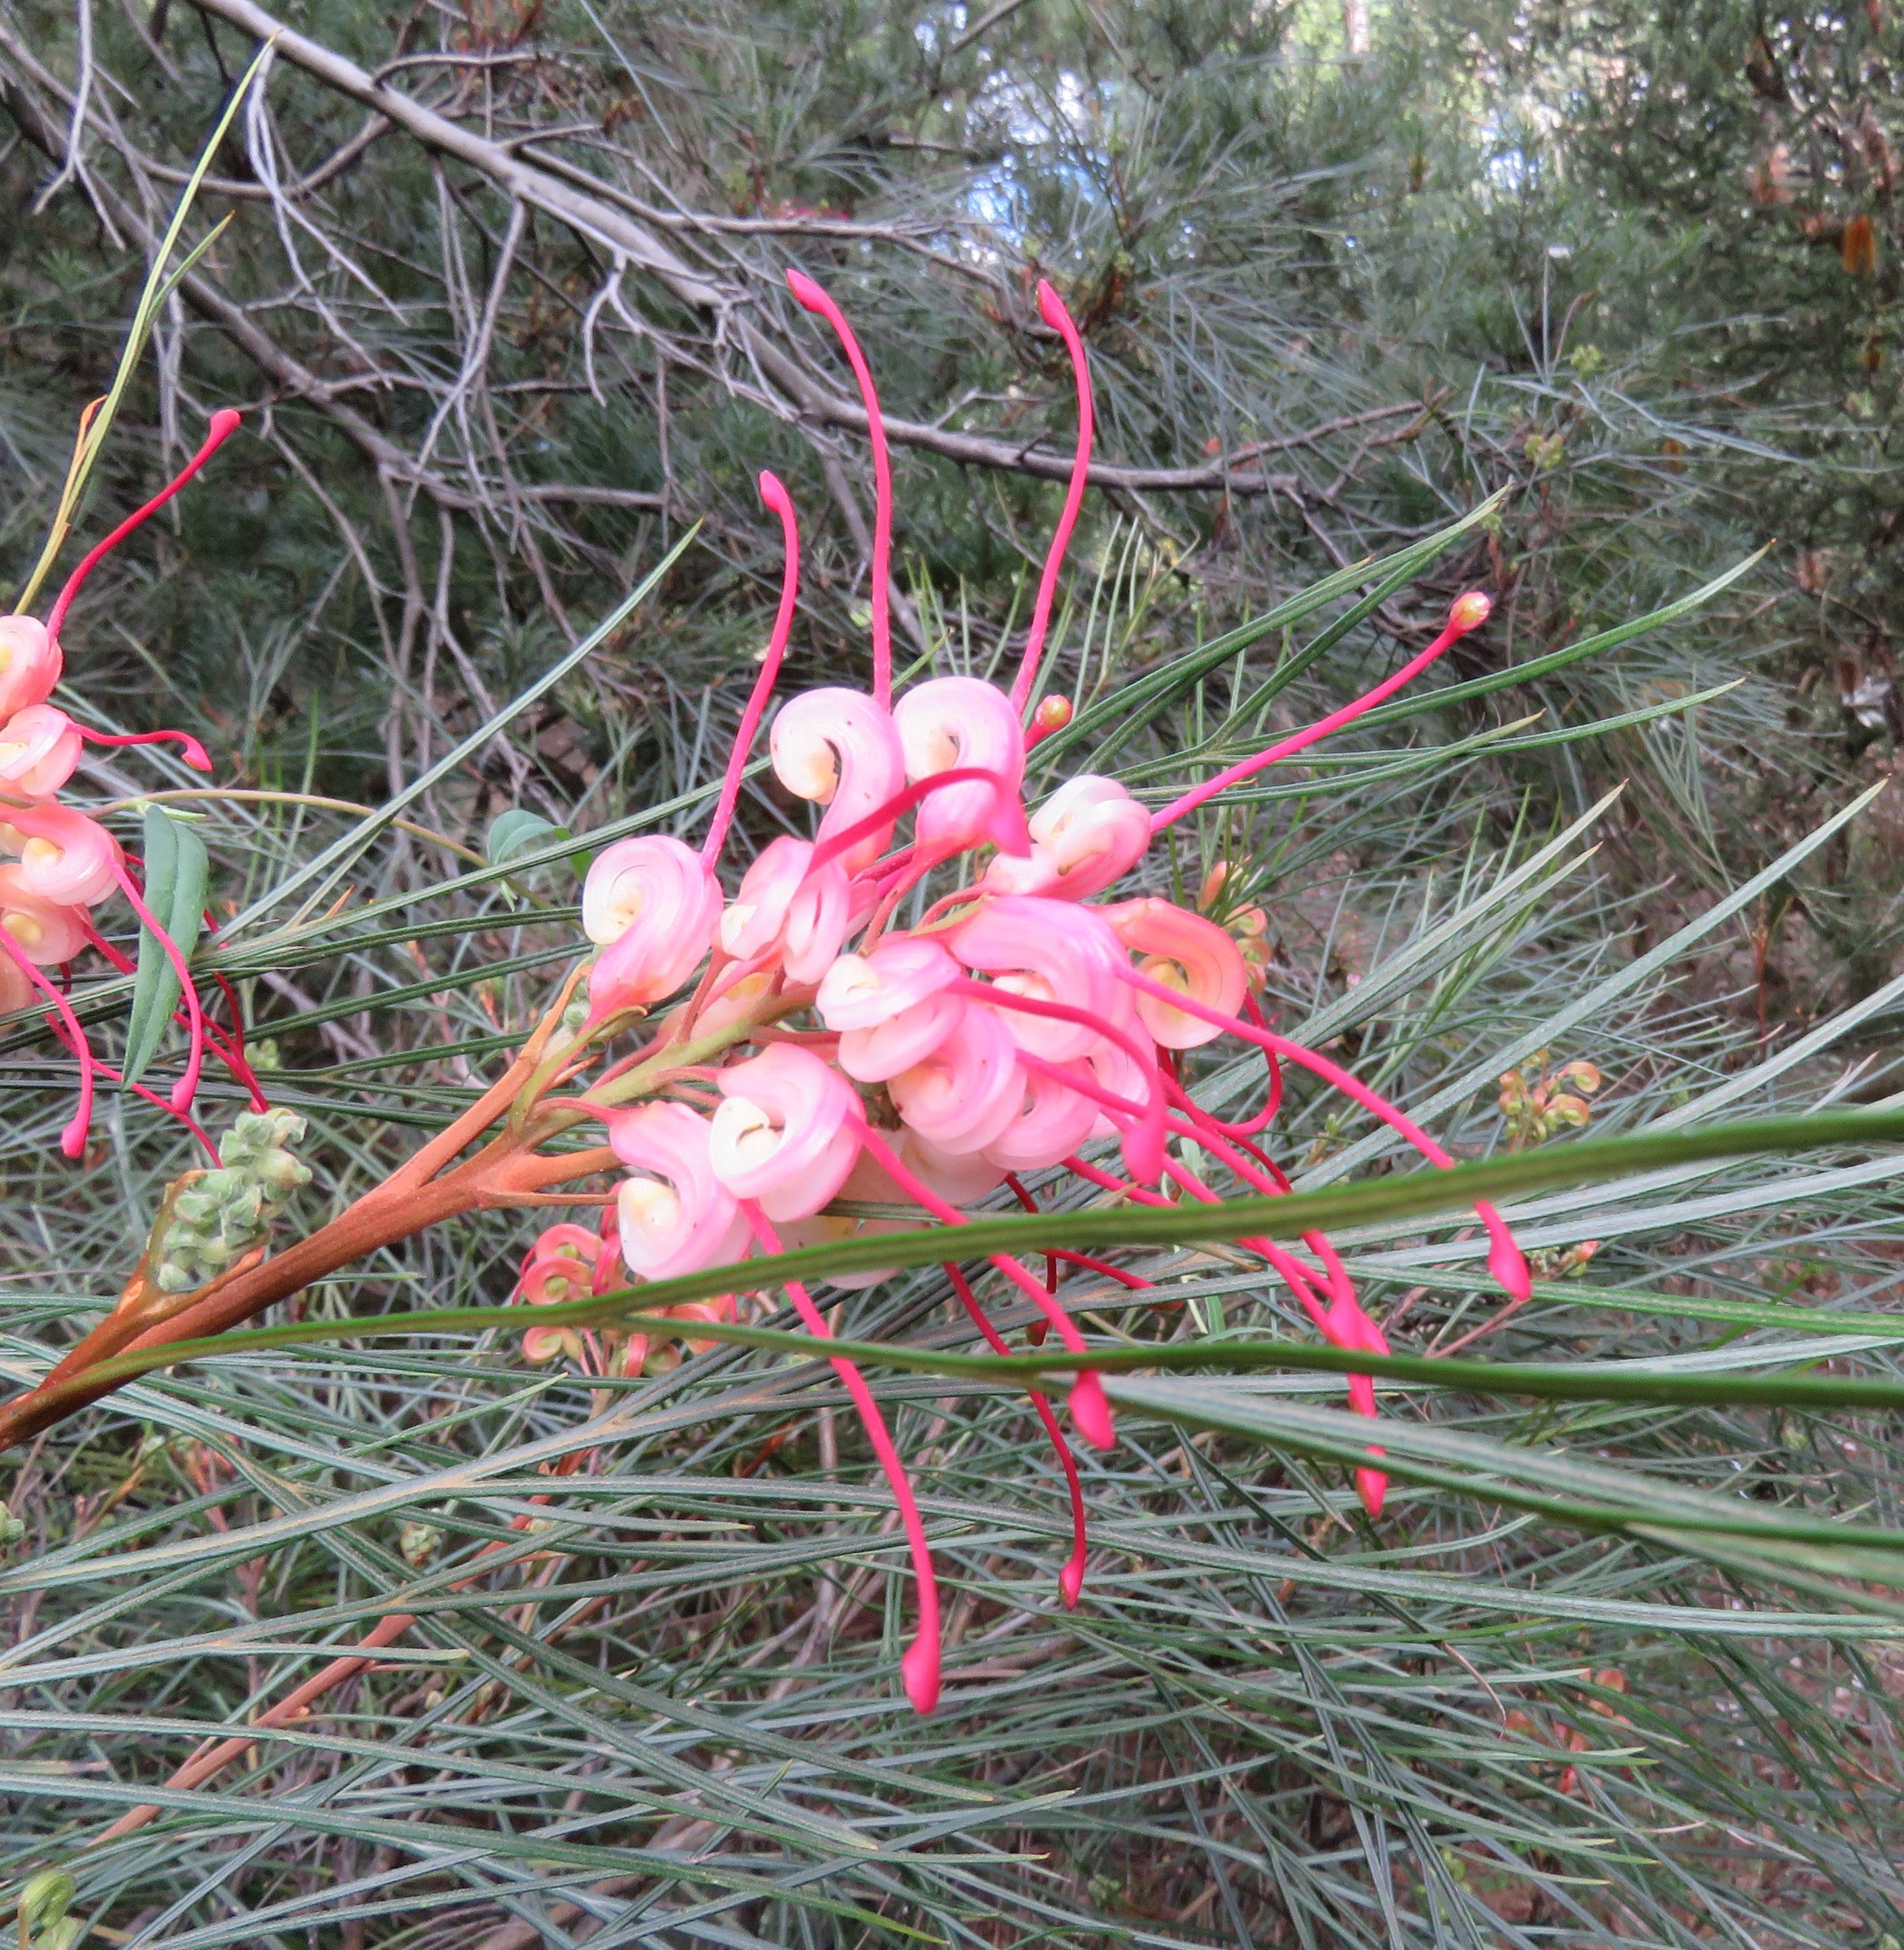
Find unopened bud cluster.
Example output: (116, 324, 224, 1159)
(153, 1109, 311, 1293)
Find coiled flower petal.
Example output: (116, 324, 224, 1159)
(0, 866, 88, 964)
(771, 689, 907, 872)
(1105, 898, 1247, 1049)
(0, 617, 62, 723)
(0, 706, 82, 801)
(949, 896, 1133, 1063)
(984, 775, 1150, 900)
(892, 675, 1029, 855)
(888, 1000, 1024, 1154)
(0, 805, 121, 907)
(610, 1102, 751, 1279)
(816, 936, 960, 1031)
(711, 1043, 862, 1221)
(582, 836, 721, 1013)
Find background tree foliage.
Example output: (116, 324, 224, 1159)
(3, 1, 1904, 1945)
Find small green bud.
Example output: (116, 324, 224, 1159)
(38, 1921, 82, 1950)
(400, 1522, 443, 1566)
(19, 1869, 76, 1928)
(155, 1262, 197, 1292)
(0, 1499, 24, 1547)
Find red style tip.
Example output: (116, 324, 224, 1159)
(1068, 1371, 1115, 1449)
(1449, 590, 1492, 632)
(1355, 1465, 1388, 1519)
(758, 469, 794, 520)
(901, 1636, 941, 1715)
(1036, 278, 1070, 332)
(1059, 1557, 1086, 1609)
(1031, 693, 1072, 738)
(1488, 1232, 1532, 1303)
(785, 267, 827, 311)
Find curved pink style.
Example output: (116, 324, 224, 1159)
(1010, 281, 1095, 716)
(701, 471, 802, 868)
(1151, 591, 1494, 832)
(770, 688, 907, 872)
(45, 409, 243, 646)
(609, 1101, 751, 1280)
(582, 836, 722, 1015)
(892, 676, 1030, 857)
(786, 270, 895, 708)
(710, 1043, 862, 1221)
(1105, 899, 1248, 1049)
(0, 706, 83, 800)
(3, 805, 122, 907)
(0, 619, 64, 725)
(0, 922, 95, 1157)
(78, 724, 213, 772)
(1118, 964, 1531, 1303)
(109, 857, 207, 1114)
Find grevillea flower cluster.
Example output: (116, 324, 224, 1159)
(522, 272, 1530, 1715)
(1, 413, 243, 1157)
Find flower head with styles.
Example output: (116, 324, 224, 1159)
(556, 272, 1518, 1717)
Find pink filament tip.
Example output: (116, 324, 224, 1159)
(47, 410, 243, 645)
(1009, 281, 1095, 716)
(79, 726, 214, 773)
(1355, 1463, 1388, 1518)
(786, 269, 895, 709)
(1067, 1372, 1114, 1450)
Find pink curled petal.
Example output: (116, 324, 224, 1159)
(981, 1058, 1099, 1172)
(1009, 280, 1095, 715)
(519, 1253, 596, 1307)
(528, 1222, 603, 1264)
(949, 896, 1132, 1062)
(711, 1043, 863, 1220)
(0, 867, 91, 964)
(770, 688, 907, 872)
(781, 857, 853, 984)
(977, 843, 1062, 897)
(610, 1101, 751, 1280)
(1105, 898, 1247, 1049)
(3, 805, 122, 907)
(888, 1000, 1024, 1155)
(720, 835, 813, 961)
(583, 836, 722, 1013)
(0, 617, 62, 722)
(0, 706, 82, 799)
(1022, 775, 1151, 899)
(816, 935, 960, 1031)
(892, 675, 1030, 855)
(838, 989, 963, 1082)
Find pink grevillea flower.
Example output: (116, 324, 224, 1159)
(770, 689, 907, 872)
(0, 706, 83, 801)
(982, 1056, 1101, 1172)
(983, 774, 1150, 899)
(888, 999, 1024, 1155)
(609, 1101, 751, 1279)
(949, 896, 1137, 1064)
(1150, 591, 1495, 833)
(786, 271, 896, 708)
(1009, 281, 1095, 716)
(821, 936, 965, 1082)
(518, 1224, 601, 1363)
(718, 836, 853, 984)
(0, 867, 89, 964)
(583, 836, 722, 1016)
(710, 1043, 862, 1222)
(1, 805, 121, 907)
(893, 676, 1030, 857)
(1105, 899, 1248, 1049)
(0, 617, 62, 723)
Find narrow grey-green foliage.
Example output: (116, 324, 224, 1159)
(1, 3, 1903, 1948)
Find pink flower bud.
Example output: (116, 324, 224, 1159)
(610, 1102, 751, 1278)
(711, 1044, 862, 1221)
(0, 867, 89, 964)
(582, 836, 721, 1012)
(0, 617, 63, 722)
(770, 689, 907, 872)
(1, 805, 122, 907)
(0, 705, 82, 799)
(888, 999, 1024, 1154)
(1105, 898, 1248, 1049)
(892, 675, 1030, 855)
